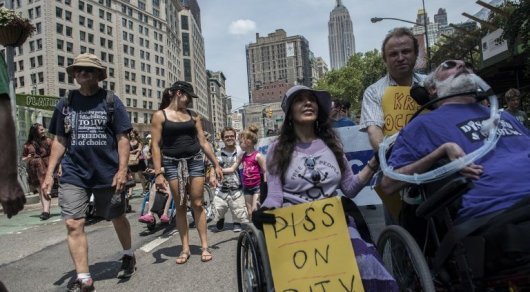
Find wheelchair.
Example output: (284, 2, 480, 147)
(235, 195, 424, 292)
(377, 175, 530, 291)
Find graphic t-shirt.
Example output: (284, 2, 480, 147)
(389, 104, 530, 222)
(49, 89, 132, 188)
(216, 148, 241, 190)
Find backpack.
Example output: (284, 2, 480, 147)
(61, 89, 115, 135)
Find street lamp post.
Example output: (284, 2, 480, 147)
(370, 6, 432, 71)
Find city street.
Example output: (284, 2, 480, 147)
(0, 191, 384, 292)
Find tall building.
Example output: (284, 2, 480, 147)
(246, 29, 312, 104)
(2, 0, 213, 138)
(312, 56, 329, 84)
(328, 0, 355, 70)
(206, 70, 228, 137)
(434, 8, 448, 26)
(178, 5, 209, 125)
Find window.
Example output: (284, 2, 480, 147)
(109, 68, 114, 77)
(57, 39, 64, 50)
(106, 12, 111, 21)
(58, 72, 66, 82)
(99, 9, 104, 19)
(65, 26, 72, 37)
(80, 31, 86, 41)
(18, 76, 25, 87)
(38, 72, 44, 83)
(79, 16, 85, 26)
(100, 52, 107, 61)
(107, 40, 113, 49)
(35, 6, 41, 17)
(88, 33, 94, 43)
(80, 46, 86, 53)
(35, 22, 42, 34)
(107, 26, 112, 35)
(65, 11, 71, 21)
(79, 1, 85, 10)
(87, 19, 93, 29)
(58, 56, 65, 66)
(99, 24, 105, 33)
(56, 7, 62, 18)
(66, 42, 73, 52)
(181, 15, 189, 30)
(108, 54, 114, 63)
(86, 4, 93, 14)
(37, 56, 43, 66)
(56, 23, 63, 34)
(30, 57, 35, 68)
(36, 39, 42, 50)
(126, 98, 131, 106)
(132, 99, 137, 107)
(67, 58, 73, 65)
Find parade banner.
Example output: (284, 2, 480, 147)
(263, 197, 364, 292)
(381, 86, 421, 136)
(257, 126, 382, 206)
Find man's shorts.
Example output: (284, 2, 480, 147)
(58, 183, 126, 220)
(163, 152, 205, 181)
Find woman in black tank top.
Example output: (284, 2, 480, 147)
(150, 81, 223, 264)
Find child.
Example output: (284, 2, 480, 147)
(223, 125, 266, 220)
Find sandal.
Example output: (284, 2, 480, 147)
(176, 251, 190, 264)
(201, 247, 213, 262)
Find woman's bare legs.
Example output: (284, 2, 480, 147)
(168, 179, 191, 260)
(244, 192, 259, 221)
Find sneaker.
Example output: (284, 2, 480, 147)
(233, 223, 242, 232)
(160, 214, 170, 224)
(117, 254, 136, 278)
(67, 278, 95, 292)
(138, 213, 154, 224)
(216, 218, 225, 231)
(39, 212, 50, 220)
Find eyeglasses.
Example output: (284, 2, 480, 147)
(74, 67, 96, 73)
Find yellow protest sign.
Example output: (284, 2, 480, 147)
(263, 197, 364, 292)
(381, 86, 422, 136)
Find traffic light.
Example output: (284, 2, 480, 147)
(268, 109, 273, 118)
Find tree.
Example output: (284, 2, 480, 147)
(315, 50, 386, 114)
(430, 26, 484, 70)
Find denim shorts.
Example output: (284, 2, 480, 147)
(242, 185, 260, 196)
(163, 152, 205, 181)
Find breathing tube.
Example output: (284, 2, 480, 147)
(378, 74, 501, 185)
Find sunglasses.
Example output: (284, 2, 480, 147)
(74, 67, 97, 73)
(440, 60, 474, 71)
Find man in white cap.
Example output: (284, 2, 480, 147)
(42, 53, 135, 291)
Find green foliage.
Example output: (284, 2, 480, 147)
(489, 0, 529, 53)
(315, 50, 386, 114)
(431, 26, 483, 70)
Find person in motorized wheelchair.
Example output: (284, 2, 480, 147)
(254, 85, 398, 291)
(379, 59, 530, 289)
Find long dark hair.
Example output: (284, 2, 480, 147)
(269, 99, 347, 185)
(25, 123, 48, 155)
(159, 88, 173, 110)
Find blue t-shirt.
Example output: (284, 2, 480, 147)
(389, 104, 530, 222)
(333, 117, 356, 128)
(49, 89, 132, 188)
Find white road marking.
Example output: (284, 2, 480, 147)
(139, 230, 177, 253)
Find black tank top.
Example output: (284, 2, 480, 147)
(161, 109, 201, 158)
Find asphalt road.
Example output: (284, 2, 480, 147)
(0, 191, 384, 292)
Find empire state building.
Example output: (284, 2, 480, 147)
(328, 0, 356, 69)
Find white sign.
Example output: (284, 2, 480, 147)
(481, 28, 508, 61)
(257, 126, 382, 206)
(286, 42, 295, 57)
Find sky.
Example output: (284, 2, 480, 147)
(200, 0, 484, 111)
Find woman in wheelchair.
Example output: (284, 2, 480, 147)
(256, 85, 398, 291)
(378, 60, 530, 289)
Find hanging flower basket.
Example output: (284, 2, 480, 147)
(0, 8, 35, 47)
(0, 25, 31, 47)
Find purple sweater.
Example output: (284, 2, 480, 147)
(262, 139, 364, 208)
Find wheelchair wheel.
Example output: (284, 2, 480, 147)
(377, 225, 435, 292)
(237, 228, 268, 292)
